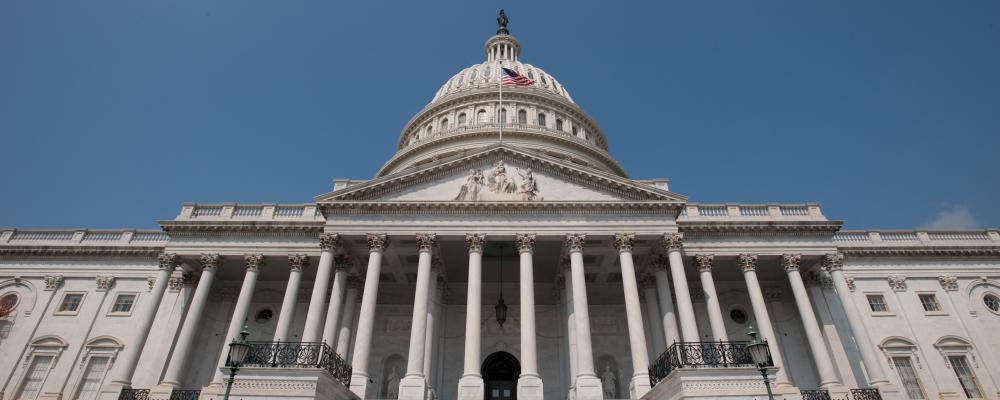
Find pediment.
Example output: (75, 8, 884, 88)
(316, 145, 686, 204)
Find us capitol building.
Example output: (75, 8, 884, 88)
(1, 11, 999, 400)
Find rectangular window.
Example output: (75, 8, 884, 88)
(17, 355, 53, 400)
(867, 294, 889, 313)
(59, 294, 84, 313)
(74, 356, 109, 400)
(919, 294, 942, 312)
(949, 355, 983, 398)
(111, 294, 136, 314)
(892, 356, 926, 399)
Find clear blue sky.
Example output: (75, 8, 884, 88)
(1, 1, 998, 230)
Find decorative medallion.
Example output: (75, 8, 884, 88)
(888, 275, 907, 291)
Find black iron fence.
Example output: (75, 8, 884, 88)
(802, 390, 832, 400)
(168, 390, 202, 400)
(850, 389, 883, 400)
(241, 341, 352, 386)
(801, 388, 883, 400)
(118, 389, 150, 400)
(648, 341, 764, 386)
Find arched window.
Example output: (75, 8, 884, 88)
(458, 113, 467, 125)
(497, 108, 507, 124)
(527, 70, 534, 80)
(441, 118, 449, 130)
(477, 109, 487, 123)
(0, 293, 18, 318)
(572, 126, 578, 136)
(540, 74, 547, 85)
(537, 113, 546, 127)
(426, 125, 432, 135)
(470, 69, 477, 80)
(517, 110, 527, 124)
(556, 119, 564, 131)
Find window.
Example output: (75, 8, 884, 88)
(867, 294, 889, 313)
(948, 355, 983, 398)
(74, 356, 109, 400)
(497, 108, 507, 124)
(17, 355, 53, 400)
(892, 357, 926, 399)
(58, 293, 84, 313)
(517, 110, 527, 124)
(556, 119, 563, 131)
(729, 308, 748, 324)
(110, 294, 136, 314)
(440, 118, 449, 130)
(572, 126, 578, 136)
(0, 320, 12, 339)
(918, 294, 941, 312)
(255, 308, 274, 323)
(458, 113, 467, 125)
(425, 125, 432, 135)
(477, 110, 487, 123)
(537, 113, 546, 127)
(985, 294, 1000, 313)
(0, 293, 18, 317)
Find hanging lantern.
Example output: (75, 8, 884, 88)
(495, 244, 508, 327)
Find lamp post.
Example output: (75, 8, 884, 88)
(745, 325, 775, 400)
(223, 326, 251, 400)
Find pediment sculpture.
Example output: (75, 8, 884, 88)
(454, 160, 541, 201)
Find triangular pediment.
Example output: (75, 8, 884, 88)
(316, 145, 686, 204)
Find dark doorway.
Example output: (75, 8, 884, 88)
(482, 351, 520, 400)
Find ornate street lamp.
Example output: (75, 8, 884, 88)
(494, 244, 508, 327)
(746, 326, 775, 400)
(223, 325, 251, 400)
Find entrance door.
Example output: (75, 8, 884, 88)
(482, 351, 520, 400)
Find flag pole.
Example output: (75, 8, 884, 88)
(498, 63, 503, 144)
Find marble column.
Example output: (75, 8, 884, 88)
(321, 254, 351, 346)
(559, 263, 579, 392)
(422, 258, 441, 393)
(350, 233, 388, 399)
(458, 234, 486, 400)
(210, 254, 263, 385)
(694, 255, 728, 342)
(824, 254, 891, 386)
(662, 233, 699, 342)
(160, 254, 218, 388)
(650, 255, 681, 346)
(336, 275, 361, 358)
(303, 234, 340, 343)
(516, 234, 543, 399)
(103, 254, 176, 393)
(739, 254, 791, 387)
(274, 254, 307, 342)
(565, 234, 603, 400)
(613, 233, 652, 398)
(783, 254, 842, 389)
(640, 275, 666, 357)
(399, 234, 436, 400)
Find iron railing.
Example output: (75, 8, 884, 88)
(801, 390, 832, 400)
(241, 341, 352, 386)
(118, 389, 150, 400)
(800, 388, 883, 400)
(168, 390, 201, 400)
(850, 389, 883, 400)
(648, 341, 763, 386)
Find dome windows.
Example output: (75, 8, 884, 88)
(497, 108, 507, 124)
(458, 113, 467, 125)
(537, 113, 546, 127)
(572, 126, 578, 136)
(556, 119, 564, 131)
(441, 118, 449, 130)
(517, 110, 527, 124)
(477, 110, 487, 123)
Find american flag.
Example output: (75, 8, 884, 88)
(501, 67, 534, 86)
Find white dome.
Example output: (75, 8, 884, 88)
(431, 60, 573, 104)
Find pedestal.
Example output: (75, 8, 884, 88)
(573, 375, 604, 400)
(457, 375, 485, 400)
(349, 372, 372, 399)
(641, 367, 787, 400)
(196, 367, 358, 400)
(629, 374, 652, 400)
(149, 384, 178, 400)
(397, 375, 428, 400)
(516, 375, 543, 400)
(95, 383, 126, 400)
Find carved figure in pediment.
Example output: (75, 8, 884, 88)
(454, 168, 484, 201)
(487, 161, 517, 193)
(517, 168, 540, 201)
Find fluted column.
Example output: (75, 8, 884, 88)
(211, 254, 263, 385)
(650, 255, 680, 346)
(662, 233, 699, 342)
(422, 258, 441, 391)
(160, 254, 218, 387)
(613, 233, 651, 398)
(458, 234, 486, 400)
(566, 234, 603, 400)
(783, 254, 841, 389)
(739, 254, 791, 387)
(303, 234, 340, 343)
(640, 275, 666, 357)
(516, 234, 543, 399)
(321, 254, 351, 346)
(399, 234, 436, 399)
(336, 275, 361, 357)
(350, 233, 388, 398)
(274, 254, 307, 342)
(695, 255, 728, 342)
(824, 254, 890, 386)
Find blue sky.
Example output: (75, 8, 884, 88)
(1, 1, 998, 230)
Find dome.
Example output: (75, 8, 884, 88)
(431, 59, 574, 104)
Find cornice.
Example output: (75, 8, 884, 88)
(321, 200, 681, 216)
(840, 247, 1000, 257)
(0, 246, 164, 258)
(679, 221, 843, 234)
(159, 220, 324, 234)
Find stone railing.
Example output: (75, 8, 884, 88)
(177, 203, 322, 222)
(1, 229, 168, 245)
(834, 230, 1000, 245)
(677, 203, 826, 221)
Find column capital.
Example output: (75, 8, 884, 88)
(613, 233, 635, 253)
(334, 254, 352, 270)
(416, 233, 438, 253)
(244, 253, 265, 272)
(781, 254, 801, 272)
(888, 275, 907, 291)
(43, 275, 64, 291)
(515, 233, 536, 253)
(648, 254, 668, 272)
(201, 253, 220, 271)
(822, 253, 844, 271)
(288, 254, 309, 272)
(565, 233, 587, 253)
(661, 233, 683, 252)
(158, 253, 178, 271)
(694, 254, 713, 272)
(168, 271, 191, 292)
(366, 233, 388, 252)
(320, 233, 342, 251)
(737, 254, 757, 272)
(95, 275, 116, 292)
(466, 233, 487, 253)
(938, 275, 959, 291)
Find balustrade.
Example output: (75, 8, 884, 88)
(799, 388, 883, 400)
(167, 390, 201, 400)
(241, 341, 352, 386)
(117, 389, 150, 400)
(648, 341, 760, 386)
